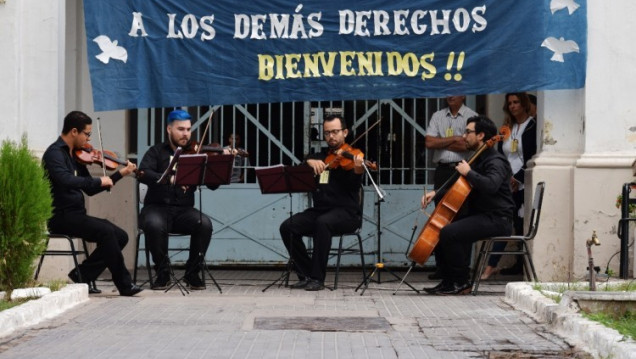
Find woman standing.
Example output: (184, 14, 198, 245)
(481, 92, 537, 279)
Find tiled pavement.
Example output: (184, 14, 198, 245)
(0, 269, 592, 358)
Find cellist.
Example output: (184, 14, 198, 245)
(421, 115, 515, 295)
(279, 115, 364, 291)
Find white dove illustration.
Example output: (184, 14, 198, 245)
(550, 0, 580, 15)
(541, 37, 579, 62)
(93, 35, 128, 64)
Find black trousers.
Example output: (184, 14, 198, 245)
(437, 213, 512, 283)
(139, 205, 212, 271)
(48, 211, 132, 292)
(279, 207, 359, 282)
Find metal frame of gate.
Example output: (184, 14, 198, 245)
(133, 96, 477, 267)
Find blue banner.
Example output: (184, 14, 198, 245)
(83, 0, 586, 111)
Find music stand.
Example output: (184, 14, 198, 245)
(255, 164, 316, 292)
(169, 153, 233, 294)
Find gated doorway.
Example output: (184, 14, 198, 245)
(130, 96, 482, 268)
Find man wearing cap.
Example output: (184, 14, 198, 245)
(138, 109, 216, 290)
(424, 96, 478, 279)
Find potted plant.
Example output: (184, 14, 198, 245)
(0, 136, 53, 297)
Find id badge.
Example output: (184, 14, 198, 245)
(511, 139, 518, 153)
(319, 170, 330, 184)
(445, 128, 454, 137)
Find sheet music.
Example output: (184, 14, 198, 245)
(157, 146, 182, 184)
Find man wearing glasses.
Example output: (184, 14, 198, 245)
(420, 116, 514, 295)
(42, 111, 142, 297)
(279, 115, 364, 291)
(424, 95, 477, 280)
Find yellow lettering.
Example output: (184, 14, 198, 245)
(258, 54, 274, 81)
(303, 53, 321, 78)
(275, 55, 285, 79)
(318, 52, 338, 77)
(340, 51, 356, 76)
(285, 54, 302, 78)
(419, 52, 436, 80)
(402, 53, 419, 77)
(386, 52, 403, 76)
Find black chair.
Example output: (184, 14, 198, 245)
(133, 182, 221, 294)
(471, 181, 546, 294)
(35, 234, 100, 293)
(327, 185, 367, 289)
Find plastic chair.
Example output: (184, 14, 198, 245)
(471, 181, 545, 294)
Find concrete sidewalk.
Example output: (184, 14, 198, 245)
(0, 269, 619, 358)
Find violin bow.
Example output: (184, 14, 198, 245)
(349, 116, 382, 147)
(197, 108, 215, 154)
(95, 117, 110, 192)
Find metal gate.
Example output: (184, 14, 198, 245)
(132, 96, 478, 268)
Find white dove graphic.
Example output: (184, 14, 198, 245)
(550, 0, 580, 15)
(93, 35, 128, 64)
(541, 37, 580, 62)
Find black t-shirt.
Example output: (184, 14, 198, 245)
(307, 149, 363, 214)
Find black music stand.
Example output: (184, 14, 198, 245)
(256, 164, 316, 292)
(170, 153, 233, 294)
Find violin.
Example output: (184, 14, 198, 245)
(324, 143, 377, 171)
(75, 143, 130, 171)
(183, 140, 249, 157)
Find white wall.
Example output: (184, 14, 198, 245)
(0, 0, 65, 154)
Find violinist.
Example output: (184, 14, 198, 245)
(279, 115, 364, 291)
(42, 110, 142, 296)
(137, 109, 229, 290)
(421, 115, 515, 295)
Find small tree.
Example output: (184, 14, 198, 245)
(0, 136, 52, 293)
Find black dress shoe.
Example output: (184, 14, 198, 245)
(438, 282, 472, 295)
(423, 281, 447, 294)
(120, 284, 143, 297)
(304, 279, 324, 291)
(290, 279, 309, 289)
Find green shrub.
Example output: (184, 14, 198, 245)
(0, 136, 52, 293)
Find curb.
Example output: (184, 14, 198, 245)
(504, 282, 636, 359)
(0, 284, 89, 339)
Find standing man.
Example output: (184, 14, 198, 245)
(279, 115, 364, 291)
(421, 116, 515, 295)
(42, 110, 142, 297)
(138, 109, 217, 290)
(224, 133, 250, 183)
(425, 95, 478, 279)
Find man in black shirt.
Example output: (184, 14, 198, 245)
(138, 109, 223, 290)
(421, 115, 515, 295)
(279, 115, 364, 291)
(42, 111, 142, 297)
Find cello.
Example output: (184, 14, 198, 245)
(407, 126, 510, 265)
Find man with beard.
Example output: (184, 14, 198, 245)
(420, 115, 515, 295)
(279, 115, 364, 291)
(424, 95, 477, 280)
(138, 109, 227, 290)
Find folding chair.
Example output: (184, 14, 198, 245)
(133, 182, 221, 294)
(35, 234, 100, 293)
(471, 181, 545, 294)
(327, 185, 367, 289)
